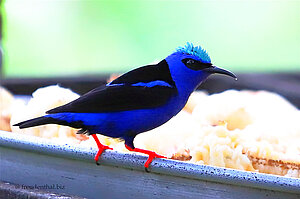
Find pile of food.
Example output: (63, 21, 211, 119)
(135, 90, 300, 178)
(2, 85, 300, 178)
(0, 87, 15, 132)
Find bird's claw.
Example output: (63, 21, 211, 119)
(144, 151, 167, 171)
(145, 167, 150, 173)
(95, 160, 100, 165)
(92, 134, 113, 165)
(124, 144, 167, 172)
(94, 145, 113, 165)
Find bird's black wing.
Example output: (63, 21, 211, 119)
(47, 60, 178, 114)
(109, 59, 176, 87)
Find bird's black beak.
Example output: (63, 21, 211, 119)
(204, 66, 237, 80)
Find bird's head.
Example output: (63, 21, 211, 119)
(165, 42, 237, 95)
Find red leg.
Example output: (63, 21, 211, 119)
(91, 134, 113, 165)
(125, 145, 167, 170)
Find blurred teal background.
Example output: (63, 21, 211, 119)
(2, 0, 300, 77)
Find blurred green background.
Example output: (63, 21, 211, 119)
(1, 0, 300, 78)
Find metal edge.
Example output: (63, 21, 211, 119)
(0, 130, 299, 194)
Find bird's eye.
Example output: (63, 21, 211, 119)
(182, 59, 197, 67)
(182, 58, 197, 67)
(182, 58, 212, 71)
(186, 59, 195, 65)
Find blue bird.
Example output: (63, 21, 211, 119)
(14, 42, 237, 170)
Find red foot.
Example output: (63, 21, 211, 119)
(125, 145, 167, 171)
(92, 134, 113, 165)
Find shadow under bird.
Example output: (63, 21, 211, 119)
(14, 42, 237, 171)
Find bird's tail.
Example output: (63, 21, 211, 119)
(13, 116, 70, 129)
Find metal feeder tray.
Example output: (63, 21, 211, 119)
(0, 130, 299, 199)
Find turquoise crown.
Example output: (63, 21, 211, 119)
(176, 42, 211, 64)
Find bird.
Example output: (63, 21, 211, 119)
(14, 42, 237, 171)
